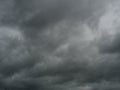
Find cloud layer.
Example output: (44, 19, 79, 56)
(0, 0, 120, 90)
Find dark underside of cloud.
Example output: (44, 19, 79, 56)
(0, 0, 120, 90)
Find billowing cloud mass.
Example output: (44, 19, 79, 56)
(0, 0, 120, 90)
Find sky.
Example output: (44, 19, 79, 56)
(0, 0, 120, 90)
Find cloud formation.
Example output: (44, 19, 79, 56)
(0, 0, 120, 90)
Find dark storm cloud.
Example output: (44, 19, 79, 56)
(0, 0, 108, 38)
(98, 32, 120, 53)
(91, 81, 120, 90)
(0, 0, 120, 90)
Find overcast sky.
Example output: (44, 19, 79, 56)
(0, 0, 120, 90)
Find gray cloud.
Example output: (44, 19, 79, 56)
(1, 0, 107, 38)
(0, 0, 120, 90)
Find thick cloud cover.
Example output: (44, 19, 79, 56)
(0, 0, 120, 90)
